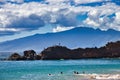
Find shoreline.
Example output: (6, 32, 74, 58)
(5, 41, 120, 60)
(0, 57, 120, 61)
(1, 57, 120, 61)
(76, 73, 120, 79)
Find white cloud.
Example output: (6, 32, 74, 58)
(0, 2, 78, 33)
(0, 0, 5, 3)
(10, 0, 24, 3)
(84, 3, 120, 30)
(53, 26, 74, 32)
(84, 18, 100, 27)
(109, 12, 120, 30)
(0, 0, 120, 36)
(45, 0, 67, 4)
(115, 12, 120, 24)
(74, 0, 105, 4)
(0, 28, 20, 31)
(0, 0, 24, 3)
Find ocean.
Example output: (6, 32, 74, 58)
(0, 59, 120, 80)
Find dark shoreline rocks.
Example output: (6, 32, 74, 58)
(7, 41, 120, 60)
(8, 50, 41, 60)
(8, 53, 22, 60)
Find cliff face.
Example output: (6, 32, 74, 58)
(8, 50, 40, 60)
(40, 41, 120, 60)
(105, 41, 120, 57)
(23, 50, 37, 60)
(8, 53, 22, 60)
(41, 46, 71, 60)
(8, 41, 120, 60)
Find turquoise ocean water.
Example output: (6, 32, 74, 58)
(0, 59, 120, 80)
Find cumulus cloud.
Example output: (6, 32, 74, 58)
(0, 27, 20, 31)
(53, 26, 74, 32)
(84, 3, 120, 30)
(74, 0, 104, 4)
(0, 27, 20, 36)
(0, 2, 80, 36)
(6, 14, 45, 31)
(0, 0, 24, 4)
(52, 9, 79, 27)
(0, 0, 120, 36)
(10, 0, 24, 3)
(45, 0, 68, 4)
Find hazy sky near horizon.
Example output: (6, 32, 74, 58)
(0, 0, 120, 42)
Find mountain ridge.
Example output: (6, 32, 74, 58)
(0, 27, 120, 52)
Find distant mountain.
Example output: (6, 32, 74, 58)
(0, 27, 120, 52)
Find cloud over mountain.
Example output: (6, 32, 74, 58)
(0, 0, 120, 36)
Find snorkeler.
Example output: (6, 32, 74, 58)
(60, 72, 63, 74)
(48, 74, 51, 76)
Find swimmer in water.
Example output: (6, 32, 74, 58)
(82, 71, 85, 74)
(48, 74, 51, 76)
(73, 71, 76, 74)
(76, 72, 79, 74)
(73, 71, 79, 74)
(60, 72, 63, 74)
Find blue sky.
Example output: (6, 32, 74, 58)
(0, 0, 120, 42)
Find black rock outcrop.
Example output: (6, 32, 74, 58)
(40, 41, 120, 60)
(40, 46, 71, 60)
(8, 50, 39, 60)
(8, 53, 22, 60)
(23, 50, 37, 60)
(8, 41, 120, 60)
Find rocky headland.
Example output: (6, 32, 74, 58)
(7, 41, 120, 60)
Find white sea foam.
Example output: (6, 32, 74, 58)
(78, 74, 120, 79)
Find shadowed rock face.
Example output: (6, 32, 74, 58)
(105, 41, 120, 57)
(8, 41, 120, 60)
(8, 50, 39, 60)
(8, 53, 22, 60)
(41, 46, 71, 60)
(24, 50, 36, 60)
(40, 41, 120, 60)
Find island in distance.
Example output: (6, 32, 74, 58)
(8, 41, 120, 60)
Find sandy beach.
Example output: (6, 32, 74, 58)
(78, 74, 120, 79)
